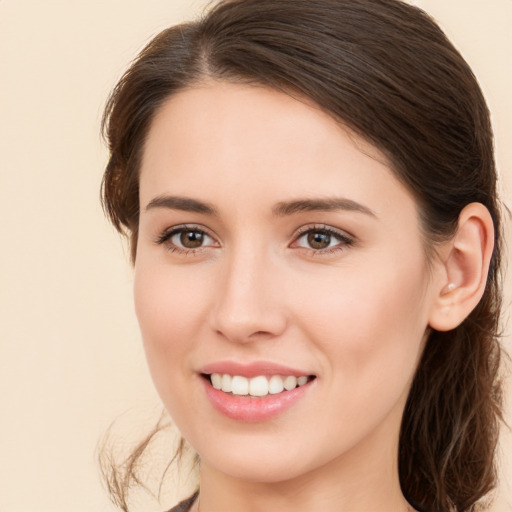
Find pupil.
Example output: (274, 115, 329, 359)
(181, 230, 204, 248)
(308, 231, 330, 249)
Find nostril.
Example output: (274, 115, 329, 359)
(253, 331, 272, 337)
(209, 289, 288, 343)
(214, 328, 278, 344)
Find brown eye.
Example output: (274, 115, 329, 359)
(307, 231, 332, 249)
(180, 229, 205, 248)
(156, 226, 217, 252)
(293, 226, 354, 253)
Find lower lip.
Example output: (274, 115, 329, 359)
(202, 377, 314, 422)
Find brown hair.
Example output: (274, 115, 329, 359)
(100, 1, 504, 511)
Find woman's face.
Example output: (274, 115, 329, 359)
(135, 82, 441, 483)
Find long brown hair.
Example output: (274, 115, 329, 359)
(100, 1, 505, 511)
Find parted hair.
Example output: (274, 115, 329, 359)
(100, 1, 504, 511)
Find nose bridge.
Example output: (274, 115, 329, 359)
(211, 241, 286, 342)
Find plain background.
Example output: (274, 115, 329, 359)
(0, 1, 511, 511)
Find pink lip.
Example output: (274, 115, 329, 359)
(199, 360, 313, 378)
(199, 361, 316, 423)
(201, 378, 314, 422)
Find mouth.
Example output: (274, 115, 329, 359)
(201, 373, 316, 398)
(198, 361, 317, 421)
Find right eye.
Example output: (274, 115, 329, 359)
(155, 225, 218, 253)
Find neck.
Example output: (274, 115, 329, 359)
(196, 469, 411, 512)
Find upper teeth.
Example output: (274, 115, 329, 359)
(210, 374, 310, 397)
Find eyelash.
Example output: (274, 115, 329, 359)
(154, 224, 354, 256)
(154, 224, 217, 255)
(292, 225, 354, 256)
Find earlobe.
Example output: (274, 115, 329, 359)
(428, 203, 495, 332)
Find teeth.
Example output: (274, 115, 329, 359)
(211, 373, 222, 390)
(231, 376, 249, 395)
(210, 373, 311, 397)
(283, 375, 297, 391)
(297, 376, 308, 386)
(221, 374, 232, 393)
(268, 375, 284, 394)
(249, 376, 268, 397)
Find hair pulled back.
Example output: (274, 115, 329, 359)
(101, 1, 504, 511)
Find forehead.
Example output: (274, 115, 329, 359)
(139, 81, 415, 220)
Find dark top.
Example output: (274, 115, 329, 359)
(167, 491, 199, 512)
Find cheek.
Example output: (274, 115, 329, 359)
(288, 262, 430, 447)
(293, 255, 430, 386)
(133, 261, 210, 395)
(134, 255, 211, 334)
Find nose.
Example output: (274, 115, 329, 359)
(209, 247, 288, 344)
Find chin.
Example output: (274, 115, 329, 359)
(206, 451, 312, 484)
(191, 427, 339, 485)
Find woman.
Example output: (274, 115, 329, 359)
(100, 1, 505, 511)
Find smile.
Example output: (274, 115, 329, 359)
(201, 372, 316, 422)
(209, 373, 313, 397)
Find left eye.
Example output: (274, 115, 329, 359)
(172, 229, 211, 248)
(157, 227, 216, 250)
(294, 228, 352, 251)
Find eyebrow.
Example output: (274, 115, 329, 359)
(145, 195, 376, 218)
(272, 197, 376, 217)
(145, 195, 217, 215)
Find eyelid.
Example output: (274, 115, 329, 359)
(290, 224, 355, 253)
(154, 224, 219, 251)
(153, 223, 353, 255)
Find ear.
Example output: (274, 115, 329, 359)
(428, 203, 495, 332)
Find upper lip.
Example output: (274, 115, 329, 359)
(199, 360, 315, 378)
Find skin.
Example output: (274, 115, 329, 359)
(133, 81, 475, 512)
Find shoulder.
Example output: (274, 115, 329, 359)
(166, 491, 199, 512)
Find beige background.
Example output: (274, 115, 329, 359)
(0, 1, 510, 511)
